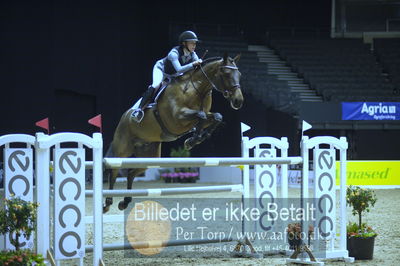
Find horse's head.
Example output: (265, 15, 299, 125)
(215, 53, 244, 110)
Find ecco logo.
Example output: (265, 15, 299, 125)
(257, 149, 276, 231)
(316, 150, 334, 238)
(55, 149, 84, 258)
(5, 149, 33, 248)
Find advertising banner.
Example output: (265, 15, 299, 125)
(336, 161, 400, 188)
(342, 102, 400, 120)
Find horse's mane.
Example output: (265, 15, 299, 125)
(201, 57, 222, 65)
(176, 57, 222, 81)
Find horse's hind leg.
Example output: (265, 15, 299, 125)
(117, 142, 162, 211)
(103, 168, 119, 213)
(118, 168, 145, 210)
(103, 139, 135, 213)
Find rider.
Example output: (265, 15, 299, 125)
(131, 30, 203, 123)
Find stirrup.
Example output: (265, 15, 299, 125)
(131, 109, 144, 123)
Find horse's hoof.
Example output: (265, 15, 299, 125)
(103, 205, 110, 213)
(118, 200, 128, 210)
(184, 138, 194, 150)
(197, 111, 207, 120)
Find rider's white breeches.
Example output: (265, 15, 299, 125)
(152, 61, 165, 88)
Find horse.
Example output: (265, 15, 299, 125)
(103, 53, 244, 213)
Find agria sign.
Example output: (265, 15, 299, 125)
(342, 102, 400, 120)
(361, 102, 397, 119)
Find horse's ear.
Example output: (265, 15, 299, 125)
(233, 54, 241, 63)
(223, 52, 228, 64)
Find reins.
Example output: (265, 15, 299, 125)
(197, 60, 241, 100)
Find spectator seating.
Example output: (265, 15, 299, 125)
(198, 35, 299, 114)
(374, 38, 400, 92)
(268, 38, 400, 102)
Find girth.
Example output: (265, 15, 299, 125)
(153, 106, 195, 141)
(152, 106, 197, 141)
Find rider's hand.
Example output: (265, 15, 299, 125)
(192, 59, 203, 67)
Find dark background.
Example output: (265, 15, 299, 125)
(3, 0, 396, 159)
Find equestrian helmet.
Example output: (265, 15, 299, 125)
(179, 31, 199, 43)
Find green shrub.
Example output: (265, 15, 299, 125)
(346, 186, 377, 239)
(347, 222, 377, 238)
(0, 249, 45, 266)
(0, 197, 39, 250)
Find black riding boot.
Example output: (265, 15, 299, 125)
(132, 86, 156, 123)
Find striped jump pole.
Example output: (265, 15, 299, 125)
(85, 237, 234, 252)
(86, 184, 244, 197)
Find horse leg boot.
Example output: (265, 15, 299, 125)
(178, 107, 207, 121)
(132, 85, 156, 123)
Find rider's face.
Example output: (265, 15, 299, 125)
(184, 41, 197, 52)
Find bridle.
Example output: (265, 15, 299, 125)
(216, 65, 241, 98)
(192, 61, 241, 99)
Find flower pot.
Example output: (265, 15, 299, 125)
(347, 236, 375, 260)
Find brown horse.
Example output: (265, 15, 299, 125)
(103, 54, 244, 213)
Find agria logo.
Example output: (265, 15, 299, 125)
(361, 103, 396, 117)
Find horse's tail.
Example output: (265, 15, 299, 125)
(104, 143, 127, 181)
(105, 144, 115, 157)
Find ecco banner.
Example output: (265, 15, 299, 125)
(342, 102, 400, 120)
(53, 148, 85, 260)
(4, 148, 34, 250)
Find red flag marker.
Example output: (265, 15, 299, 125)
(35, 117, 50, 134)
(88, 114, 102, 133)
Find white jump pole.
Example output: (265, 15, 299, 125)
(91, 133, 103, 266)
(35, 133, 51, 259)
(103, 157, 303, 169)
(339, 137, 348, 254)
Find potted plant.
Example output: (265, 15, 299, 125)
(346, 185, 377, 260)
(286, 223, 314, 250)
(188, 169, 199, 183)
(0, 196, 44, 265)
(178, 170, 199, 183)
(159, 168, 172, 183)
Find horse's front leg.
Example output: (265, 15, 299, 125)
(184, 112, 223, 150)
(177, 107, 207, 120)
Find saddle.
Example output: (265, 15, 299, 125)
(130, 79, 170, 111)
